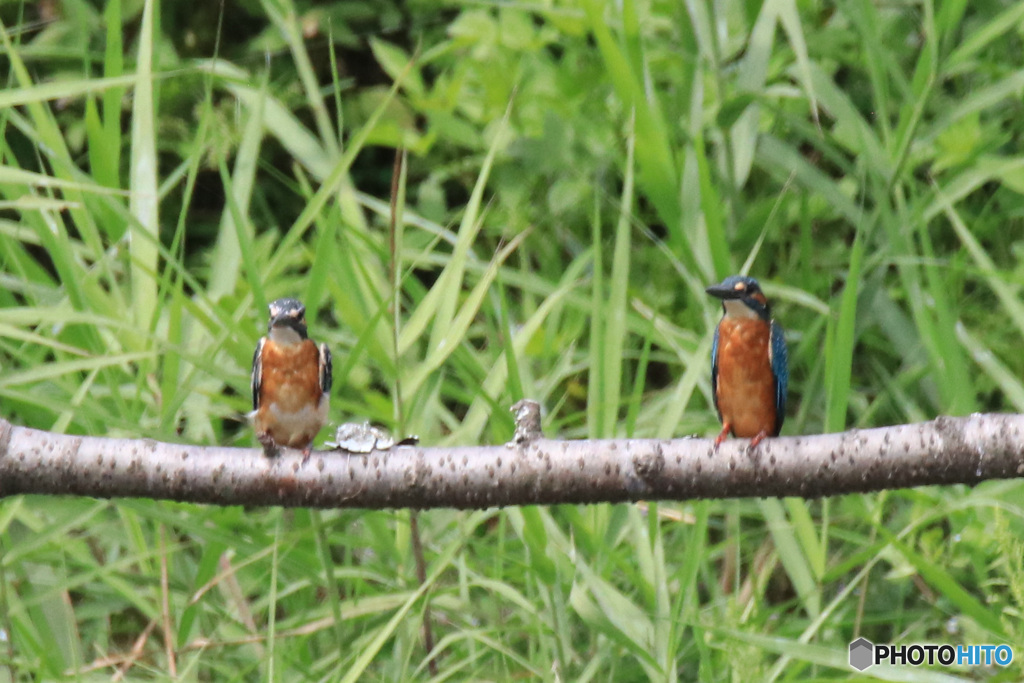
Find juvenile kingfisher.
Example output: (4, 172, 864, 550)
(706, 275, 788, 448)
(251, 298, 332, 457)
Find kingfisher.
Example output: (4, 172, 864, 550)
(251, 298, 332, 457)
(706, 275, 788, 448)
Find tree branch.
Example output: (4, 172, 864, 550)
(0, 413, 1021, 508)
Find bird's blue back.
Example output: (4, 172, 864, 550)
(769, 320, 788, 435)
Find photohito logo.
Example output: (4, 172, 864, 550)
(849, 637, 1013, 671)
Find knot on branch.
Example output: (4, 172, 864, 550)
(508, 399, 543, 446)
(931, 414, 970, 471)
(932, 415, 960, 441)
(405, 453, 433, 491)
(632, 444, 665, 482)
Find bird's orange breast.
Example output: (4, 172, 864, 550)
(715, 317, 777, 438)
(255, 339, 327, 448)
(259, 339, 322, 410)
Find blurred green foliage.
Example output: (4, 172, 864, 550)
(2, 0, 1024, 679)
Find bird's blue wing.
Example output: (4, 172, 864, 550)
(769, 320, 788, 434)
(319, 343, 333, 396)
(710, 323, 721, 420)
(251, 337, 265, 412)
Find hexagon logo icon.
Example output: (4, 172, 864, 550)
(849, 637, 874, 671)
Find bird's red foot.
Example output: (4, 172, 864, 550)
(713, 424, 731, 450)
(258, 433, 279, 457)
(749, 430, 769, 448)
(301, 445, 313, 464)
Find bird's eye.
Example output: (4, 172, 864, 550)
(734, 282, 745, 291)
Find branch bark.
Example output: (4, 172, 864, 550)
(0, 414, 1021, 508)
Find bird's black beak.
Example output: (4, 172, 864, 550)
(705, 281, 742, 300)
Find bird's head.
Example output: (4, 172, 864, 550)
(705, 275, 771, 321)
(267, 297, 308, 342)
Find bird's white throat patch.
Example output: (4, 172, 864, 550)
(269, 325, 303, 345)
(722, 299, 760, 320)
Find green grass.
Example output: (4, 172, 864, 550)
(2, 0, 1024, 679)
